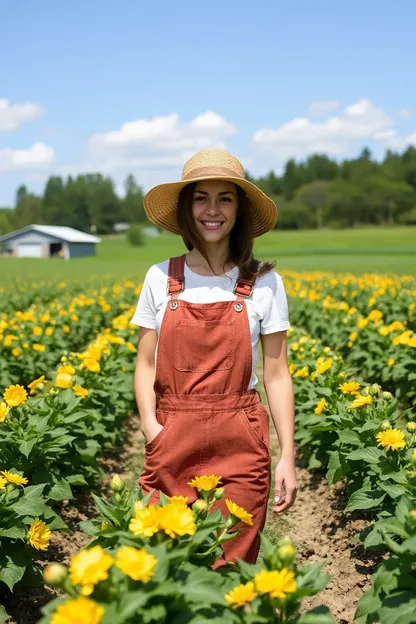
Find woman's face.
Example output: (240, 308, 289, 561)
(191, 180, 238, 243)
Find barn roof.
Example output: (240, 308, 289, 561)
(0, 224, 101, 244)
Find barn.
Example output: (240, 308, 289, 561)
(0, 224, 101, 259)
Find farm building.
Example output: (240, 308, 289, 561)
(0, 224, 101, 259)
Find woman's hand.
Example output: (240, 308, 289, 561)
(142, 422, 164, 445)
(272, 457, 298, 514)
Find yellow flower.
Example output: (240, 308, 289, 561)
(1, 471, 28, 486)
(12, 347, 22, 357)
(188, 474, 222, 491)
(57, 364, 76, 376)
(310, 371, 317, 381)
(73, 385, 88, 398)
(0, 401, 10, 422)
(388, 321, 404, 332)
(357, 318, 369, 329)
(28, 520, 51, 550)
(225, 580, 257, 608)
(349, 331, 358, 342)
(339, 381, 360, 394)
(254, 568, 297, 599)
(45, 327, 54, 336)
(158, 503, 196, 538)
(32, 326, 43, 336)
(314, 398, 326, 415)
(27, 375, 46, 395)
(409, 337, 416, 348)
(289, 363, 297, 375)
(294, 366, 309, 378)
(55, 373, 73, 389)
(69, 545, 113, 596)
(348, 395, 373, 409)
(368, 309, 383, 322)
(33, 343, 46, 352)
(315, 359, 333, 375)
(50, 596, 104, 624)
(114, 546, 157, 581)
(63, 325, 70, 334)
(83, 358, 101, 373)
(129, 504, 161, 537)
(166, 495, 189, 505)
(376, 428, 406, 451)
(387, 358, 395, 367)
(0, 476, 7, 489)
(3, 384, 28, 407)
(225, 499, 254, 526)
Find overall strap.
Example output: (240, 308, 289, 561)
(167, 255, 185, 299)
(234, 274, 256, 301)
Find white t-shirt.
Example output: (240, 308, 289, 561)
(130, 259, 291, 389)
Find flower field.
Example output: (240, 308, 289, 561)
(1, 270, 415, 624)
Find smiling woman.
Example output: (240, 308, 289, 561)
(131, 148, 297, 570)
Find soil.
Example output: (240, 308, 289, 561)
(265, 463, 382, 624)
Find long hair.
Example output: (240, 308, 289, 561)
(177, 182, 276, 280)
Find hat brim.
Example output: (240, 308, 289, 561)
(143, 176, 278, 238)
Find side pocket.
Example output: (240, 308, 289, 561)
(239, 409, 270, 457)
(145, 412, 175, 453)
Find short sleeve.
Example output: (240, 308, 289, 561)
(129, 267, 157, 328)
(260, 272, 291, 335)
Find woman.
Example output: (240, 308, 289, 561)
(130, 148, 297, 568)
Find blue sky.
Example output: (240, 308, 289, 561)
(1, 0, 415, 206)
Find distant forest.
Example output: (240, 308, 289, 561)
(1, 146, 416, 235)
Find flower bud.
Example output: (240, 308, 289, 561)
(277, 535, 294, 548)
(277, 544, 296, 566)
(382, 391, 393, 401)
(407, 470, 416, 483)
(369, 383, 381, 397)
(43, 563, 68, 588)
(407, 509, 416, 528)
(134, 500, 145, 514)
(380, 420, 391, 431)
(406, 422, 416, 433)
(411, 449, 416, 466)
(362, 386, 370, 396)
(192, 499, 208, 514)
(110, 474, 125, 493)
(214, 487, 225, 500)
(100, 522, 109, 531)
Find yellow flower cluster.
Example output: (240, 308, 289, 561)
(129, 499, 197, 539)
(69, 544, 157, 597)
(225, 567, 297, 607)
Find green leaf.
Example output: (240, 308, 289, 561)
(346, 447, 384, 464)
(379, 592, 416, 624)
(297, 606, 337, 623)
(0, 557, 26, 591)
(345, 488, 386, 513)
(354, 587, 381, 622)
(19, 439, 36, 458)
(48, 480, 73, 501)
(379, 483, 406, 499)
(11, 484, 47, 517)
(0, 526, 26, 539)
(66, 474, 88, 486)
(326, 451, 347, 484)
(338, 429, 361, 446)
(0, 604, 10, 624)
(118, 591, 149, 618)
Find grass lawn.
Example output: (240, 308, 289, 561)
(1, 225, 415, 284)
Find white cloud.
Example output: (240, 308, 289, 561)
(88, 111, 236, 159)
(307, 100, 341, 116)
(0, 142, 55, 173)
(398, 107, 412, 118)
(0, 98, 46, 132)
(253, 98, 395, 160)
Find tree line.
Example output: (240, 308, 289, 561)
(1, 146, 416, 235)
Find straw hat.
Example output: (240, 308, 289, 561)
(144, 148, 278, 237)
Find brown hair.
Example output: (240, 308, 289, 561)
(177, 182, 276, 280)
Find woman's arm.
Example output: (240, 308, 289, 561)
(261, 330, 298, 513)
(134, 326, 162, 444)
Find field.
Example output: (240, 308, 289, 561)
(1, 226, 415, 624)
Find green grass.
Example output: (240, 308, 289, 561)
(1, 226, 415, 284)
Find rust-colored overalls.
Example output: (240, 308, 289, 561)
(138, 255, 271, 568)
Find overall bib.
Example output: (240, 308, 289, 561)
(138, 255, 272, 567)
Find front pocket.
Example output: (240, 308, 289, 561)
(145, 412, 175, 453)
(174, 319, 235, 372)
(239, 408, 270, 456)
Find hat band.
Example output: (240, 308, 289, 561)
(182, 165, 243, 181)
